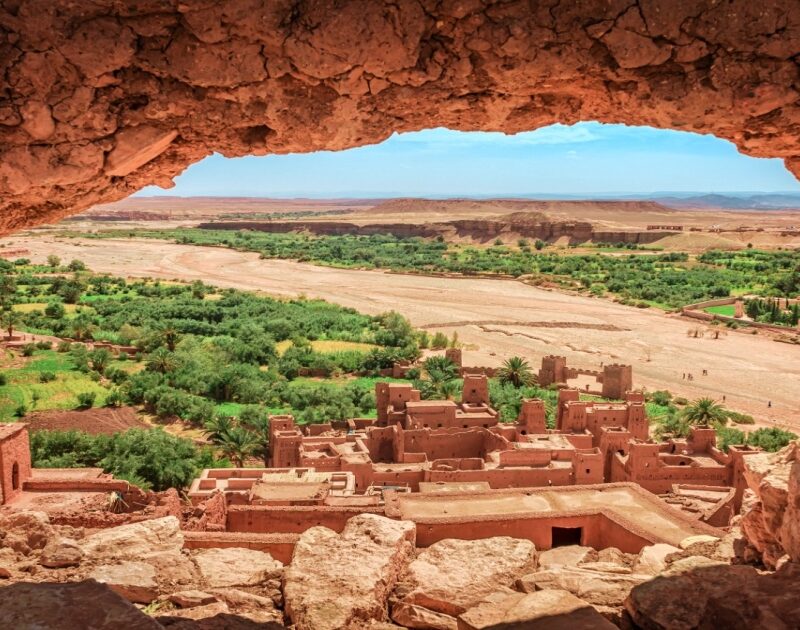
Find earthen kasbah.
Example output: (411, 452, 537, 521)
(3, 0, 800, 627)
(2, 352, 799, 628)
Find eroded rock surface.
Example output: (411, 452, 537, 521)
(2, 1, 800, 232)
(393, 536, 538, 621)
(740, 441, 800, 568)
(0, 580, 162, 629)
(283, 513, 416, 630)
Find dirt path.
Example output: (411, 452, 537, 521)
(9, 235, 800, 430)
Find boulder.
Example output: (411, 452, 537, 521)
(169, 589, 218, 608)
(395, 537, 537, 617)
(597, 547, 634, 566)
(538, 545, 597, 568)
(284, 513, 416, 630)
(78, 516, 183, 562)
(0, 580, 162, 629)
(208, 587, 285, 624)
(626, 560, 800, 629)
(40, 537, 83, 568)
(457, 589, 618, 630)
(0, 511, 54, 551)
(632, 544, 681, 575)
(192, 547, 283, 588)
(391, 601, 458, 629)
(90, 561, 159, 604)
(517, 565, 650, 608)
(740, 441, 800, 566)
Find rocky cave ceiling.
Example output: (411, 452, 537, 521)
(1, 0, 800, 234)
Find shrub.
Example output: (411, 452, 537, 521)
(650, 390, 673, 406)
(35, 340, 52, 350)
(67, 259, 86, 271)
(105, 389, 125, 407)
(56, 340, 72, 352)
(21, 343, 36, 357)
(45, 300, 65, 318)
(76, 392, 96, 409)
(728, 411, 755, 425)
(14, 403, 27, 417)
(0, 373, 6, 386)
(38, 371, 56, 383)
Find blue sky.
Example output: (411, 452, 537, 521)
(137, 122, 800, 197)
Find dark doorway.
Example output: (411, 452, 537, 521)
(551, 526, 582, 547)
(11, 462, 19, 490)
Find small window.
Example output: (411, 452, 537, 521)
(585, 468, 590, 474)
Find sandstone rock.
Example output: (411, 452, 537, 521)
(192, 547, 282, 588)
(78, 516, 183, 561)
(0, 510, 53, 551)
(678, 534, 719, 549)
(284, 513, 416, 630)
(740, 441, 800, 567)
(0, 566, 11, 579)
(169, 589, 218, 608)
(632, 544, 681, 575)
(104, 125, 179, 177)
(156, 600, 230, 621)
(90, 560, 159, 604)
(397, 537, 537, 617)
(0, 580, 162, 629)
(538, 545, 597, 568)
(5, 3, 800, 234)
(391, 601, 458, 629)
(458, 589, 618, 630)
(626, 561, 800, 629)
(518, 565, 650, 608)
(208, 587, 284, 624)
(596, 547, 634, 566)
(40, 537, 83, 568)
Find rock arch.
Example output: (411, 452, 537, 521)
(1, 0, 799, 233)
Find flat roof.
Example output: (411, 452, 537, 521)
(418, 481, 491, 494)
(0, 423, 26, 441)
(384, 483, 720, 547)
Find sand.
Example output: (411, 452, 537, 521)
(7, 235, 800, 430)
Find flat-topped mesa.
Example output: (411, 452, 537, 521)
(3, 1, 800, 233)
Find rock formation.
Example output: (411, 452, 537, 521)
(2, 1, 800, 233)
(1, 504, 800, 628)
(739, 441, 800, 568)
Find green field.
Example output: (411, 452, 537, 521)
(704, 304, 736, 316)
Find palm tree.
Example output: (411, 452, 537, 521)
(70, 314, 95, 341)
(216, 426, 258, 467)
(239, 409, 270, 466)
(88, 348, 112, 374)
(156, 324, 180, 352)
(146, 347, 178, 374)
(0, 310, 22, 339)
(423, 356, 459, 380)
(498, 356, 536, 388)
(682, 397, 728, 427)
(203, 415, 234, 444)
(439, 379, 460, 401)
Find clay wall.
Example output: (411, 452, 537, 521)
(601, 364, 633, 400)
(183, 532, 299, 565)
(413, 512, 652, 553)
(402, 428, 495, 461)
(538, 355, 567, 386)
(0, 426, 32, 505)
(424, 466, 575, 490)
(462, 374, 489, 405)
(226, 504, 383, 534)
(517, 399, 547, 434)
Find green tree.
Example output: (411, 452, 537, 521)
(47, 254, 61, 268)
(155, 324, 181, 352)
(215, 425, 257, 467)
(88, 348, 112, 374)
(239, 406, 271, 466)
(682, 397, 728, 427)
(67, 259, 86, 271)
(497, 356, 536, 388)
(0, 310, 22, 338)
(146, 347, 179, 374)
(70, 314, 95, 341)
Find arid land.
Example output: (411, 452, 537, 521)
(7, 234, 799, 430)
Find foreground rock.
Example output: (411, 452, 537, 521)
(626, 558, 800, 629)
(77, 516, 183, 561)
(0, 510, 54, 555)
(283, 513, 416, 630)
(740, 441, 800, 568)
(518, 564, 650, 610)
(192, 547, 283, 588)
(393, 536, 537, 625)
(458, 589, 618, 630)
(90, 560, 159, 603)
(0, 580, 161, 629)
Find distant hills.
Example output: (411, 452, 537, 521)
(651, 193, 800, 210)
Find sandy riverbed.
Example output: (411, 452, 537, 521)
(8, 235, 800, 430)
